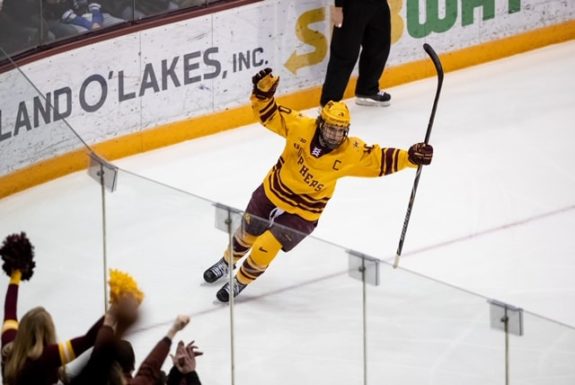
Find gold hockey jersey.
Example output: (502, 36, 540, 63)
(251, 96, 416, 222)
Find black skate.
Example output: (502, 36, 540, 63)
(203, 258, 231, 283)
(216, 277, 247, 302)
(355, 91, 391, 107)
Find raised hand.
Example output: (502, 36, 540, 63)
(252, 67, 279, 100)
(172, 314, 190, 333)
(170, 340, 204, 374)
(166, 314, 190, 340)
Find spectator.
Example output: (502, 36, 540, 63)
(67, 270, 199, 385)
(53, 0, 124, 34)
(125, 315, 192, 385)
(1, 232, 105, 385)
(43, 0, 87, 39)
(67, 293, 141, 385)
(70, 314, 197, 385)
(320, 0, 392, 107)
(167, 340, 203, 385)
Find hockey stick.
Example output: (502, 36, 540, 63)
(393, 43, 444, 269)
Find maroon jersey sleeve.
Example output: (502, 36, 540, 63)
(39, 316, 104, 368)
(130, 337, 172, 385)
(2, 271, 21, 348)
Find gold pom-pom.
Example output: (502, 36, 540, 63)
(108, 269, 144, 305)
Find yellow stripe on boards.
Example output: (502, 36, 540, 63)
(1, 20, 574, 199)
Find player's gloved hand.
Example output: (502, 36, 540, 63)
(252, 67, 279, 100)
(408, 143, 433, 165)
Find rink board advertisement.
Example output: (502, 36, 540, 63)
(0, 0, 574, 179)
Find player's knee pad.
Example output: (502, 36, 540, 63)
(250, 230, 282, 267)
(233, 228, 258, 252)
(225, 228, 258, 263)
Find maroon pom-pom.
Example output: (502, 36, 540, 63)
(0, 232, 35, 280)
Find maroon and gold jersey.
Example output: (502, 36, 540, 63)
(251, 95, 416, 222)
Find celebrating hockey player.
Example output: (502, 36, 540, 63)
(203, 68, 433, 302)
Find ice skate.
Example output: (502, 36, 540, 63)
(216, 277, 247, 302)
(355, 91, 391, 107)
(203, 257, 230, 283)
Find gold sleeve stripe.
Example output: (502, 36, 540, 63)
(268, 172, 325, 213)
(260, 102, 278, 123)
(2, 320, 18, 333)
(379, 149, 385, 176)
(259, 98, 275, 114)
(58, 340, 76, 364)
(382, 148, 400, 175)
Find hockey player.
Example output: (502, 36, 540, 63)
(203, 68, 433, 302)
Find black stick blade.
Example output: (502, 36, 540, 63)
(423, 43, 444, 83)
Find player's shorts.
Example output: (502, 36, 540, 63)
(242, 184, 318, 251)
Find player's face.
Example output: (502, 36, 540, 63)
(321, 122, 348, 149)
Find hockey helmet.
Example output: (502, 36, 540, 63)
(318, 101, 350, 149)
(320, 101, 350, 128)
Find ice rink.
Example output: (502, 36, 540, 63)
(1, 40, 574, 384)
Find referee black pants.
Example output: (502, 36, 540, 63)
(320, 0, 391, 106)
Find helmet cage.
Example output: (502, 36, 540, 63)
(318, 101, 350, 149)
(318, 118, 349, 149)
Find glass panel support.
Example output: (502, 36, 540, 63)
(87, 153, 118, 311)
(348, 250, 380, 286)
(88, 153, 118, 192)
(214, 203, 242, 234)
(348, 250, 380, 385)
(213, 202, 240, 385)
(488, 299, 524, 385)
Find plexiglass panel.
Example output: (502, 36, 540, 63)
(0, 47, 106, 340)
(510, 311, 575, 385)
(103, 169, 235, 377)
(367, 266, 502, 384)
(102, 166, 575, 385)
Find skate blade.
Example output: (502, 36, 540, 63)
(355, 98, 391, 107)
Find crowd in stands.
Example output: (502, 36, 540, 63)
(0, 0, 225, 57)
(0, 232, 203, 385)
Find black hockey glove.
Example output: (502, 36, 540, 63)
(252, 68, 279, 100)
(408, 143, 433, 166)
